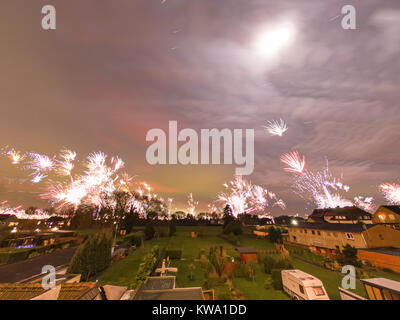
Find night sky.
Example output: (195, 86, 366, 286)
(1, 0, 399, 215)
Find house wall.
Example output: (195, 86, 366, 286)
(358, 250, 400, 273)
(363, 225, 400, 248)
(286, 227, 368, 250)
(372, 207, 400, 225)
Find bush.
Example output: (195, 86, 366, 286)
(133, 245, 160, 288)
(263, 256, 276, 274)
(262, 256, 293, 274)
(234, 263, 247, 278)
(67, 233, 112, 281)
(165, 249, 182, 260)
(274, 259, 294, 270)
(222, 222, 242, 236)
(144, 223, 155, 240)
(271, 269, 283, 290)
(121, 231, 144, 247)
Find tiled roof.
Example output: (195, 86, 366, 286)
(289, 222, 375, 233)
(0, 284, 46, 300)
(58, 283, 99, 300)
(133, 287, 204, 300)
(311, 206, 370, 219)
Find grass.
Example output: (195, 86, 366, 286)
(98, 226, 400, 300)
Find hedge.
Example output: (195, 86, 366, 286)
(120, 231, 144, 247)
(132, 245, 160, 289)
(67, 233, 112, 281)
(0, 239, 75, 264)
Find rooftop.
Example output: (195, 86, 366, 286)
(132, 276, 204, 300)
(361, 278, 400, 294)
(288, 222, 375, 233)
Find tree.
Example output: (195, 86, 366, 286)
(122, 209, 139, 234)
(341, 244, 359, 265)
(222, 204, 234, 228)
(267, 226, 283, 244)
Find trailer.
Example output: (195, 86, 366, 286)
(281, 269, 330, 300)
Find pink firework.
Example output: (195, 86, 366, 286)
(280, 151, 306, 174)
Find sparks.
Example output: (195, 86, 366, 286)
(280, 151, 306, 174)
(379, 183, 400, 205)
(263, 118, 288, 137)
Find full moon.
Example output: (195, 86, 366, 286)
(255, 23, 295, 57)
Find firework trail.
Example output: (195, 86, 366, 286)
(292, 162, 353, 209)
(379, 183, 400, 205)
(263, 118, 288, 137)
(217, 175, 285, 217)
(280, 151, 306, 174)
(187, 193, 198, 216)
(281, 152, 359, 210)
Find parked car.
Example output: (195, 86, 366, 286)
(281, 269, 330, 300)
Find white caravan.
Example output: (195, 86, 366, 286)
(281, 269, 330, 300)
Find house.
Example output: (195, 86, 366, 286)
(373, 206, 400, 230)
(0, 282, 131, 300)
(358, 248, 400, 273)
(285, 222, 400, 255)
(361, 278, 400, 300)
(307, 207, 373, 224)
(0, 214, 19, 229)
(132, 276, 205, 300)
(236, 247, 258, 264)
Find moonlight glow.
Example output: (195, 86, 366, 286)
(256, 23, 295, 56)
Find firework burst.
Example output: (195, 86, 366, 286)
(379, 183, 400, 205)
(263, 118, 288, 137)
(217, 175, 285, 217)
(280, 151, 306, 174)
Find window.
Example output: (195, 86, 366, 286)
(345, 233, 354, 240)
(313, 286, 325, 296)
(379, 234, 384, 240)
(312, 230, 315, 235)
(299, 285, 304, 294)
(304, 229, 307, 234)
(293, 236, 297, 242)
(317, 231, 321, 236)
